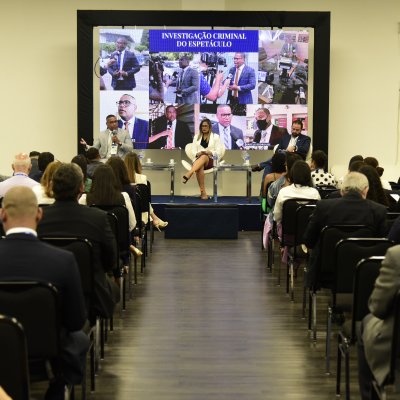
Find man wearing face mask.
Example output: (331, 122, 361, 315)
(253, 108, 287, 146)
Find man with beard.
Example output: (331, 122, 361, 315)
(252, 108, 287, 146)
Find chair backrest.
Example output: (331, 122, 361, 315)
(316, 224, 370, 287)
(135, 183, 151, 214)
(0, 281, 60, 360)
(281, 198, 318, 247)
(334, 238, 393, 295)
(387, 289, 400, 385)
(0, 314, 30, 400)
(317, 185, 337, 199)
(350, 256, 384, 342)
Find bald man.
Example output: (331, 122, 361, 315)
(0, 153, 39, 198)
(0, 186, 89, 396)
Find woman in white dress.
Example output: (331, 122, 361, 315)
(32, 160, 62, 205)
(124, 152, 168, 231)
(183, 118, 225, 200)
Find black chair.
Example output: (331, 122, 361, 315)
(280, 198, 318, 300)
(39, 236, 95, 396)
(0, 281, 74, 399)
(306, 224, 370, 340)
(316, 185, 338, 199)
(336, 256, 384, 399)
(0, 314, 30, 400)
(372, 289, 400, 399)
(146, 180, 155, 252)
(325, 238, 393, 374)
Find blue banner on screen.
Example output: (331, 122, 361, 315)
(149, 30, 258, 52)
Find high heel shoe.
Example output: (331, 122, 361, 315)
(153, 219, 168, 231)
(200, 191, 209, 200)
(130, 245, 143, 257)
(182, 175, 190, 184)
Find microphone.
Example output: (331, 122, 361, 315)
(112, 130, 118, 136)
(236, 139, 244, 149)
(112, 51, 120, 60)
(224, 73, 233, 83)
(167, 121, 172, 130)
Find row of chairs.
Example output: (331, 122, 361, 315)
(264, 198, 400, 399)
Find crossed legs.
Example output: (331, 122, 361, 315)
(183, 154, 210, 199)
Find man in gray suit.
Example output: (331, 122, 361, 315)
(168, 55, 199, 104)
(80, 114, 133, 159)
(211, 104, 244, 150)
(358, 245, 400, 399)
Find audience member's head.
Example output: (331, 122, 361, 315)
(289, 160, 313, 187)
(40, 161, 62, 198)
(29, 151, 40, 159)
(12, 153, 31, 174)
(311, 150, 328, 171)
(341, 172, 369, 198)
(51, 163, 84, 201)
(271, 152, 287, 174)
(38, 152, 55, 173)
(285, 153, 302, 183)
(364, 156, 384, 177)
(87, 164, 121, 205)
(86, 148, 101, 162)
(106, 157, 131, 189)
(358, 165, 389, 207)
(347, 155, 363, 170)
(71, 154, 88, 181)
(124, 152, 142, 183)
(0, 186, 41, 231)
(349, 160, 365, 172)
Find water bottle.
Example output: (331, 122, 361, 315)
(212, 152, 218, 167)
(138, 150, 145, 161)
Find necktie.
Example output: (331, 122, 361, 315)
(117, 53, 121, 70)
(233, 68, 239, 97)
(223, 127, 230, 149)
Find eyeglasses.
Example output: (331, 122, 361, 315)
(220, 113, 232, 117)
(116, 100, 132, 107)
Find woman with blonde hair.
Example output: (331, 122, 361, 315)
(124, 152, 168, 231)
(32, 160, 62, 204)
(183, 118, 224, 200)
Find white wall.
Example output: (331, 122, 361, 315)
(1, 0, 400, 193)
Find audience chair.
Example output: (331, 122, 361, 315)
(306, 224, 370, 341)
(146, 180, 155, 252)
(0, 314, 30, 400)
(0, 281, 75, 399)
(371, 289, 400, 399)
(325, 238, 393, 374)
(335, 256, 384, 399)
(316, 185, 338, 199)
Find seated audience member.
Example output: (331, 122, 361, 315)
(0, 153, 39, 198)
(86, 147, 103, 179)
(124, 152, 168, 230)
(364, 156, 392, 190)
(0, 186, 89, 397)
(31, 151, 55, 182)
(106, 156, 136, 204)
(28, 150, 40, 178)
(273, 160, 320, 224)
(32, 160, 62, 205)
(37, 163, 119, 320)
(303, 172, 388, 286)
(357, 245, 400, 399)
(71, 154, 92, 192)
(309, 150, 336, 187)
(261, 151, 286, 199)
(336, 154, 364, 188)
(388, 215, 400, 244)
(183, 118, 225, 200)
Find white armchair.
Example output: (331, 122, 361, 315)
(181, 142, 226, 174)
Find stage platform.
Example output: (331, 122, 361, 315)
(151, 195, 261, 237)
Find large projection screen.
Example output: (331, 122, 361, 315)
(77, 11, 330, 154)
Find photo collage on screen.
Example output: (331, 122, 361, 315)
(98, 28, 309, 151)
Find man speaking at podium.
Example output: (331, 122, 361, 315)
(80, 114, 133, 159)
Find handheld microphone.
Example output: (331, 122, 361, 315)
(167, 121, 172, 130)
(236, 139, 245, 149)
(224, 73, 233, 83)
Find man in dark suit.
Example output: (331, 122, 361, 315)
(117, 94, 149, 149)
(211, 104, 244, 150)
(227, 52, 256, 105)
(107, 37, 141, 90)
(37, 163, 119, 321)
(0, 186, 89, 396)
(148, 105, 192, 149)
(252, 108, 287, 146)
(303, 172, 388, 286)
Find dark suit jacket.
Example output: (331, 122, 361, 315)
(227, 65, 256, 104)
(148, 117, 192, 149)
(0, 233, 86, 332)
(118, 118, 149, 150)
(37, 200, 118, 318)
(211, 123, 244, 150)
(277, 133, 311, 159)
(253, 125, 288, 146)
(108, 50, 140, 90)
(303, 191, 388, 286)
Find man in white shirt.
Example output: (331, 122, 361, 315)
(0, 153, 39, 198)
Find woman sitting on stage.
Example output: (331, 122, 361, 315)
(182, 118, 225, 200)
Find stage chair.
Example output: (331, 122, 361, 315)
(325, 238, 393, 375)
(0, 314, 30, 400)
(335, 256, 384, 399)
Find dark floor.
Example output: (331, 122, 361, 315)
(32, 231, 397, 399)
